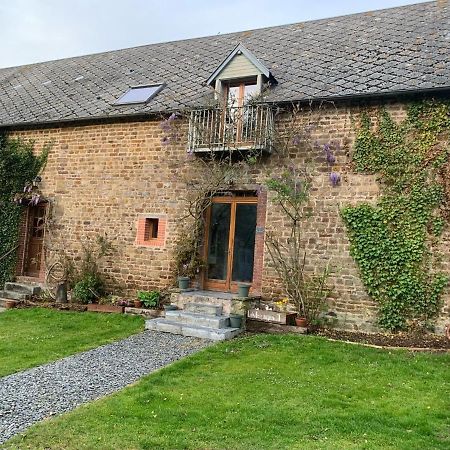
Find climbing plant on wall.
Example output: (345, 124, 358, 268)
(341, 101, 450, 331)
(0, 134, 48, 286)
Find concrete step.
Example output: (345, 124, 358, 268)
(4, 282, 41, 296)
(145, 318, 242, 341)
(0, 298, 19, 308)
(165, 310, 230, 328)
(184, 302, 223, 316)
(0, 290, 29, 301)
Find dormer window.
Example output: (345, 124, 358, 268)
(188, 44, 274, 153)
(206, 44, 272, 101)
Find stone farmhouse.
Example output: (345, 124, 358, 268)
(0, 1, 449, 333)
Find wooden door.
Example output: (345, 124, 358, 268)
(204, 196, 257, 292)
(24, 204, 46, 277)
(225, 81, 258, 145)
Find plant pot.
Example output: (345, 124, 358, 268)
(5, 300, 16, 309)
(163, 304, 178, 311)
(229, 314, 244, 328)
(178, 276, 190, 290)
(237, 283, 251, 298)
(134, 300, 143, 308)
(295, 317, 308, 328)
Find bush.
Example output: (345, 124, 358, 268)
(72, 274, 104, 304)
(137, 291, 160, 309)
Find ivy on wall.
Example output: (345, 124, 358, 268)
(0, 134, 48, 286)
(341, 101, 450, 331)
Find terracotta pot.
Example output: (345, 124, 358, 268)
(134, 300, 143, 308)
(295, 317, 308, 328)
(5, 300, 16, 309)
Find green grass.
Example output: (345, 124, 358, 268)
(0, 308, 144, 377)
(4, 334, 449, 450)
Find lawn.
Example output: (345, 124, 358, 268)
(0, 308, 144, 377)
(4, 334, 449, 450)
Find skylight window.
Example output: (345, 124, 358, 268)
(115, 84, 164, 105)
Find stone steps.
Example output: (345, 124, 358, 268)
(165, 310, 230, 328)
(0, 290, 29, 301)
(183, 302, 223, 316)
(145, 318, 242, 341)
(146, 297, 244, 341)
(5, 282, 41, 296)
(0, 281, 43, 309)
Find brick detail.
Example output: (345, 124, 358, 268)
(251, 190, 267, 295)
(15, 209, 29, 276)
(136, 216, 167, 247)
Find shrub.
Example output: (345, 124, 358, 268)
(72, 274, 104, 304)
(137, 291, 160, 309)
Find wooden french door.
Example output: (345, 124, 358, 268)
(204, 196, 257, 292)
(24, 204, 46, 277)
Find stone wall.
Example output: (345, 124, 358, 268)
(10, 100, 450, 332)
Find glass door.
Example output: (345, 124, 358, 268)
(204, 196, 257, 292)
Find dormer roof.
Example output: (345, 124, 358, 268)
(206, 43, 271, 86)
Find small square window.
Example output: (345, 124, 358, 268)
(144, 218, 159, 241)
(136, 216, 166, 247)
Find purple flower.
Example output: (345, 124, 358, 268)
(161, 136, 170, 145)
(160, 120, 171, 132)
(329, 172, 341, 187)
(326, 151, 336, 165)
(168, 113, 177, 122)
(292, 134, 301, 146)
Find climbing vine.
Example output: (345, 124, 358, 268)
(341, 101, 450, 331)
(0, 134, 48, 286)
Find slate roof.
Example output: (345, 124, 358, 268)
(0, 1, 449, 127)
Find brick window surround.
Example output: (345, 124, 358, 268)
(136, 215, 167, 247)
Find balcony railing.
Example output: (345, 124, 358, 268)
(188, 104, 274, 153)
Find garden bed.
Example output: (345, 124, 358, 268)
(315, 328, 450, 350)
(247, 320, 449, 350)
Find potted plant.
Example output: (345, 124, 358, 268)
(295, 316, 308, 327)
(177, 276, 190, 290)
(137, 290, 160, 309)
(237, 282, 251, 298)
(229, 314, 244, 328)
(134, 299, 143, 308)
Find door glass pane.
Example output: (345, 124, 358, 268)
(207, 203, 231, 281)
(243, 84, 258, 104)
(232, 203, 257, 283)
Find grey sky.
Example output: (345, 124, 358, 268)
(0, 0, 428, 69)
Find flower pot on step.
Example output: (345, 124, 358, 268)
(5, 300, 16, 309)
(237, 283, 251, 298)
(134, 300, 143, 308)
(178, 276, 190, 290)
(295, 317, 308, 328)
(230, 314, 244, 328)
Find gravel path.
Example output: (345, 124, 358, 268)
(0, 331, 209, 444)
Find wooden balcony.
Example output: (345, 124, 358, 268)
(188, 104, 274, 153)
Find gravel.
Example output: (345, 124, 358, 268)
(0, 331, 209, 444)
